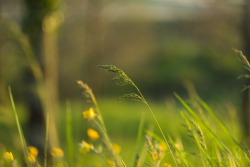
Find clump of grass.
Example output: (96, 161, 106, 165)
(9, 86, 31, 167)
(3, 62, 250, 167)
(98, 65, 250, 167)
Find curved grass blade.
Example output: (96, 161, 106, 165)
(181, 112, 213, 166)
(131, 114, 145, 167)
(174, 93, 230, 153)
(9, 86, 31, 167)
(44, 113, 49, 167)
(197, 97, 250, 161)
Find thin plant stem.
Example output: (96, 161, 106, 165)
(9, 86, 31, 167)
(44, 113, 49, 167)
(93, 119, 125, 167)
(66, 100, 74, 167)
(131, 114, 144, 167)
(132, 83, 179, 167)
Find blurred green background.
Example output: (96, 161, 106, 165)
(1, 0, 245, 99)
(0, 0, 249, 165)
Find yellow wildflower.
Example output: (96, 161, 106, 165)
(28, 146, 38, 157)
(87, 128, 100, 141)
(152, 151, 159, 161)
(162, 163, 171, 167)
(51, 148, 64, 158)
(156, 142, 167, 152)
(79, 140, 94, 152)
(83, 108, 96, 119)
(112, 144, 121, 154)
(28, 153, 36, 164)
(107, 159, 114, 167)
(3, 152, 13, 162)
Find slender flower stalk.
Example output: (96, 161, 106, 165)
(78, 81, 125, 167)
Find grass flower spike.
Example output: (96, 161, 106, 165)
(51, 148, 64, 158)
(83, 108, 96, 120)
(87, 128, 100, 141)
(97, 65, 133, 86)
(3, 152, 14, 162)
(78, 81, 125, 167)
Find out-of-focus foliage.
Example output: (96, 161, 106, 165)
(1, 0, 244, 101)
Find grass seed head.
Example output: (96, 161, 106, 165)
(98, 65, 133, 86)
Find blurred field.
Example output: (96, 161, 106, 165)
(1, 0, 250, 166)
(0, 92, 244, 166)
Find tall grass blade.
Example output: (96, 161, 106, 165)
(8, 86, 31, 167)
(66, 100, 74, 166)
(131, 115, 145, 167)
(181, 112, 213, 166)
(174, 92, 230, 153)
(197, 97, 247, 153)
(44, 113, 49, 167)
(166, 132, 191, 167)
(93, 119, 125, 167)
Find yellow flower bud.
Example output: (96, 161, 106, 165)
(28, 146, 38, 157)
(112, 144, 121, 154)
(83, 108, 96, 119)
(28, 153, 36, 163)
(87, 128, 99, 141)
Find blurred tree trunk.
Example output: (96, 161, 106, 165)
(242, 0, 250, 144)
(22, 0, 62, 151)
(0, 40, 5, 105)
(0, 17, 3, 105)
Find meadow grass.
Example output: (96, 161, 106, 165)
(1, 57, 249, 167)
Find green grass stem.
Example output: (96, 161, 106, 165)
(44, 113, 49, 167)
(197, 97, 246, 152)
(66, 100, 74, 167)
(93, 119, 125, 167)
(133, 83, 179, 167)
(131, 114, 145, 167)
(8, 86, 31, 167)
(181, 112, 213, 166)
(174, 93, 231, 153)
